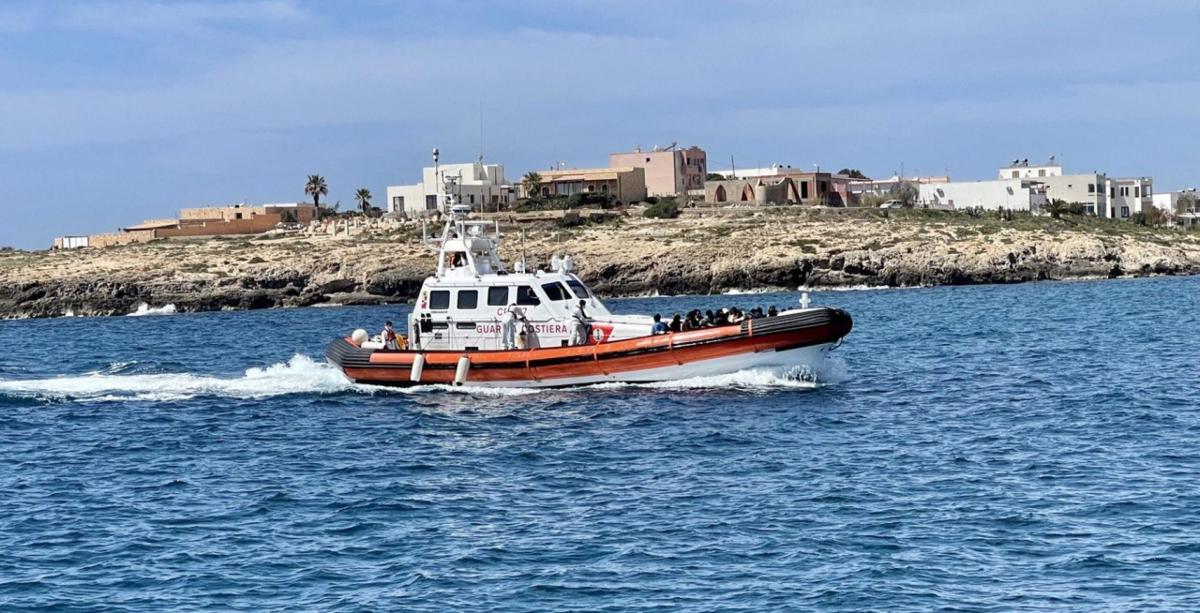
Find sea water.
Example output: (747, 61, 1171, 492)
(1, 276, 1198, 610)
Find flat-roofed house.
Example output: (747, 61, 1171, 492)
(609, 145, 706, 197)
(386, 161, 515, 216)
(523, 167, 647, 203)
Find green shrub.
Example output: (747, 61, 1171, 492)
(643, 198, 680, 219)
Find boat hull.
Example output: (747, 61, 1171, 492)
(326, 307, 852, 388)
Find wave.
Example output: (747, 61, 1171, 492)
(127, 303, 178, 317)
(0, 355, 350, 402)
(799, 284, 927, 292)
(586, 357, 848, 392)
(0, 353, 846, 403)
(721, 288, 775, 295)
(0, 355, 542, 403)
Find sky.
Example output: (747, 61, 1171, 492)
(3, 0, 1200, 248)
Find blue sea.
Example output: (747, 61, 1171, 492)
(1, 276, 1199, 611)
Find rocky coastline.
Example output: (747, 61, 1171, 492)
(2, 208, 1199, 319)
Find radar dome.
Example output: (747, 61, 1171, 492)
(351, 329, 369, 346)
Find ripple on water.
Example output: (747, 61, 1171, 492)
(0, 278, 1198, 609)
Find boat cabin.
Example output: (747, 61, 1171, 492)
(408, 206, 649, 351)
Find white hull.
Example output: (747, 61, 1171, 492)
(457, 342, 836, 388)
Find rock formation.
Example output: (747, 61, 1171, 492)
(2, 209, 1198, 319)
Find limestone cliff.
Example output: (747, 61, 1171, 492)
(2, 208, 1198, 319)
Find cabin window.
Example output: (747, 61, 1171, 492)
(516, 285, 541, 306)
(457, 290, 478, 309)
(429, 290, 450, 310)
(566, 279, 591, 298)
(541, 282, 570, 301)
(487, 286, 510, 306)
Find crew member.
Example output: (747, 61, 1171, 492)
(501, 304, 522, 350)
(382, 320, 399, 351)
(570, 299, 590, 346)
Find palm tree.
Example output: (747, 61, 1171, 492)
(521, 171, 544, 199)
(305, 174, 328, 212)
(1045, 198, 1069, 219)
(355, 188, 372, 216)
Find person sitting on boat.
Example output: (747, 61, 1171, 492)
(570, 299, 591, 346)
(704, 309, 717, 327)
(669, 313, 683, 333)
(382, 321, 399, 351)
(768, 305, 778, 317)
(651, 314, 669, 335)
(501, 304, 522, 350)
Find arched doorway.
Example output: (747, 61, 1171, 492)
(714, 185, 727, 202)
(783, 179, 799, 204)
(740, 184, 755, 201)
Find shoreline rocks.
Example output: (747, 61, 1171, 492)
(2, 212, 1198, 319)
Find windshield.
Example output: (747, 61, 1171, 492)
(566, 279, 591, 298)
(541, 282, 570, 301)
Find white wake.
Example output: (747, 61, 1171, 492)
(127, 303, 178, 317)
(0, 354, 846, 403)
(0, 355, 352, 402)
(0, 355, 544, 402)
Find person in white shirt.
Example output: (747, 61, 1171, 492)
(570, 299, 590, 346)
(501, 304, 522, 350)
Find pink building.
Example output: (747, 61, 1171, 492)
(609, 145, 706, 197)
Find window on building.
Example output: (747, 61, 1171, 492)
(1012, 171, 1019, 178)
(469, 194, 475, 204)
(555, 182, 582, 196)
(1121, 206, 1130, 218)
(1088, 184, 1095, 194)
(429, 290, 450, 310)
(1039, 169, 1046, 177)
(1135, 187, 1141, 198)
(426, 195, 438, 210)
(516, 286, 540, 306)
(393, 196, 404, 209)
(487, 286, 509, 306)
(457, 290, 478, 309)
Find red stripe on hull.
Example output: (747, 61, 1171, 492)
(340, 322, 844, 386)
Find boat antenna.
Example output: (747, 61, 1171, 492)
(521, 227, 527, 271)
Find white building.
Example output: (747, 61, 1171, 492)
(1032, 173, 1109, 216)
(1105, 177, 1153, 219)
(919, 178, 1049, 211)
(1000, 158, 1160, 218)
(999, 158, 1063, 179)
(847, 175, 950, 198)
(1152, 189, 1198, 213)
(386, 160, 515, 216)
(1152, 189, 1200, 227)
(710, 164, 808, 179)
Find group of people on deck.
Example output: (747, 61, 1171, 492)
(377, 299, 781, 352)
(651, 305, 780, 335)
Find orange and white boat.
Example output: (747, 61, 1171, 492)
(326, 173, 851, 388)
